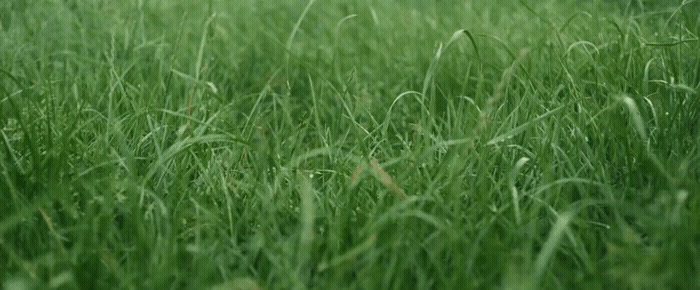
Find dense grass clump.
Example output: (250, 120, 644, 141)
(1, 0, 699, 288)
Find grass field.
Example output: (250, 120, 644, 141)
(1, 0, 699, 288)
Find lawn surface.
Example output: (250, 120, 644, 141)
(1, 0, 699, 288)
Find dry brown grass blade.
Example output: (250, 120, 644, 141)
(370, 160, 407, 200)
(350, 164, 364, 187)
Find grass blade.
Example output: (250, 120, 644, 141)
(487, 106, 564, 145)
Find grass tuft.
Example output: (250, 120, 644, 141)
(1, 0, 698, 288)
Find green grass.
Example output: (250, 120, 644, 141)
(1, 0, 699, 288)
